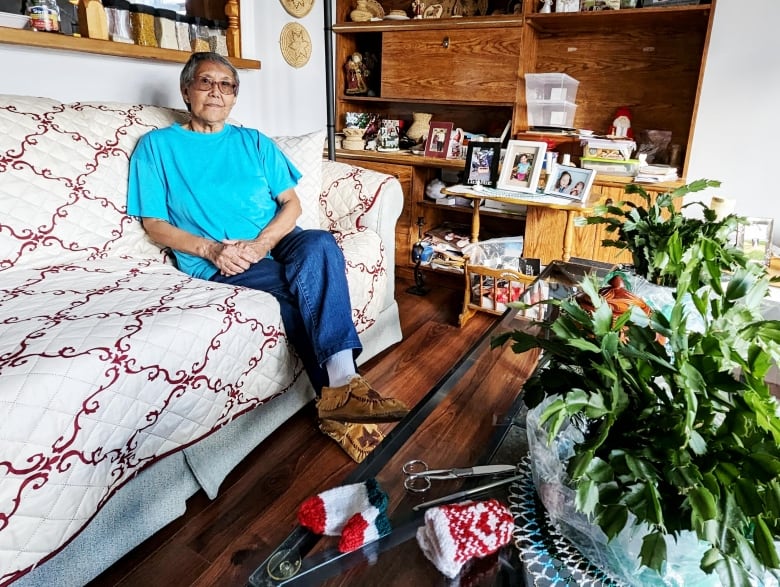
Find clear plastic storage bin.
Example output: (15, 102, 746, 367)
(527, 100, 577, 129)
(525, 73, 580, 102)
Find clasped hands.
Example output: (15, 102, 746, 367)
(209, 238, 270, 277)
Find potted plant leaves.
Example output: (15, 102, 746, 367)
(581, 179, 749, 286)
(495, 181, 780, 585)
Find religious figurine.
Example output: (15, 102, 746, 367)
(539, 0, 552, 12)
(344, 52, 369, 95)
(412, 0, 425, 18)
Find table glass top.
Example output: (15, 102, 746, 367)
(249, 259, 612, 586)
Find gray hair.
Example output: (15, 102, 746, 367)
(180, 52, 240, 97)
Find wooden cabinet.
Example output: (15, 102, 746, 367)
(332, 0, 716, 283)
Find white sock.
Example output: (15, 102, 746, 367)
(325, 350, 357, 388)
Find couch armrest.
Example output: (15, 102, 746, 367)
(320, 160, 404, 310)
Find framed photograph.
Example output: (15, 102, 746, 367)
(736, 217, 774, 266)
(543, 164, 595, 202)
(424, 121, 453, 159)
(463, 141, 501, 187)
(497, 140, 547, 194)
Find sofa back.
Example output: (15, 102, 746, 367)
(0, 95, 186, 271)
(0, 94, 327, 272)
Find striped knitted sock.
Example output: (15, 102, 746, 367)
(416, 499, 513, 579)
(298, 478, 388, 536)
(338, 505, 392, 552)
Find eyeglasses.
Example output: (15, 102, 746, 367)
(190, 76, 237, 95)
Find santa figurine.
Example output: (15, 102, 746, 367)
(609, 107, 633, 139)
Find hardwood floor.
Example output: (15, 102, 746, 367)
(88, 276, 496, 586)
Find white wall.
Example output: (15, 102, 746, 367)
(0, 0, 327, 135)
(686, 0, 780, 243)
(1, 0, 776, 238)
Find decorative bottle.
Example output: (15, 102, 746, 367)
(26, 0, 60, 33)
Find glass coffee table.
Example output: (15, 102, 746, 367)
(249, 260, 613, 587)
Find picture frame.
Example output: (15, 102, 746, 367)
(543, 164, 595, 202)
(736, 216, 774, 266)
(496, 140, 547, 193)
(424, 121, 454, 159)
(463, 142, 501, 187)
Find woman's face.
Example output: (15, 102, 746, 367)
(182, 60, 238, 132)
(560, 173, 572, 187)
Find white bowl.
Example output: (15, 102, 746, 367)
(0, 12, 31, 30)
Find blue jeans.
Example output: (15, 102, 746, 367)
(211, 227, 362, 393)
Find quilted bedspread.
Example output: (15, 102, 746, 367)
(0, 96, 391, 583)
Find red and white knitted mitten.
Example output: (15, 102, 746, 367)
(416, 499, 514, 579)
(338, 504, 392, 553)
(298, 478, 388, 536)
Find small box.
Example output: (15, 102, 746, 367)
(527, 100, 577, 129)
(525, 73, 580, 102)
(581, 138, 636, 161)
(580, 156, 640, 176)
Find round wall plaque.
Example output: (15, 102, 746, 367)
(280, 0, 314, 18)
(279, 22, 312, 68)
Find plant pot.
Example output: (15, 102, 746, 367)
(526, 400, 717, 586)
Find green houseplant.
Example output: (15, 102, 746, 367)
(581, 179, 750, 286)
(496, 181, 780, 585)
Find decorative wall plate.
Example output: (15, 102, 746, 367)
(280, 0, 315, 18)
(279, 22, 312, 68)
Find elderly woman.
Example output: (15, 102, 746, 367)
(127, 52, 408, 461)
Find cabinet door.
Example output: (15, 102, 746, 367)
(381, 28, 522, 103)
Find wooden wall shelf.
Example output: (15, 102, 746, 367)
(0, 28, 261, 70)
(333, 15, 524, 32)
(526, 4, 712, 34)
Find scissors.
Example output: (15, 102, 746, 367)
(402, 459, 517, 493)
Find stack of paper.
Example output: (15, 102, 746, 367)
(634, 164, 678, 183)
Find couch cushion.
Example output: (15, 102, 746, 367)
(273, 129, 326, 230)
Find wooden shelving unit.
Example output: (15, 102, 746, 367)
(0, 0, 259, 69)
(0, 27, 260, 69)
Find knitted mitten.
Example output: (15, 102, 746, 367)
(416, 499, 513, 579)
(338, 504, 392, 552)
(298, 478, 388, 536)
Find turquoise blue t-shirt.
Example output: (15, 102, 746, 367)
(127, 123, 301, 280)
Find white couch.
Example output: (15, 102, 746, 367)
(0, 95, 403, 585)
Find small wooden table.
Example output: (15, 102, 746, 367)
(442, 185, 597, 264)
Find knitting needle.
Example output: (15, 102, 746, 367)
(411, 474, 523, 511)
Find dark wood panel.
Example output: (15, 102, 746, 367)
(382, 28, 523, 103)
(534, 26, 707, 151)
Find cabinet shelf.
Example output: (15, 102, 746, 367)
(526, 4, 712, 34)
(333, 15, 523, 33)
(0, 28, 261, 69)
(340, 95, 515, 107)
(335, 148, 465, 170)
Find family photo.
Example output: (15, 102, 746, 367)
(497, 140, 547, 193)
(544, 164, 595, 201)
(464, 142, 500, 186)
